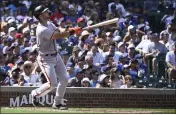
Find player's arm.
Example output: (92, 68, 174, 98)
(51, 27, 82, 40)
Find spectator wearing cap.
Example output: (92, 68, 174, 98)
(127, 44, 141, 61)
(165, 42, 176, 83)
(109, 68, 123, 88)
(20, 61, 41, 86)
(67, 63, 76, 79)
(9, 66, 21, 86)
(81, 77, 91, 87)
(77, 17, 86, 28)
(8, 27, 17, 42)
(145, 33, 168, 75)
(7, 18, 16, 28)
(67, 69, 84, 87)
(87, 44, 104, 67)
(120, 75, 133, 88)
(96, 74, 110, 88)
(22, 27, 31, 38)
(116, 42, 128, 57)
(123, 25, 144, 46)
(78, 30, 90, 50)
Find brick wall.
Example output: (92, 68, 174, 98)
(0, 87, 176, 108)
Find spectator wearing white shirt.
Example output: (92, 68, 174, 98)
(159, 30, 173, 50)
(116, 42, 127, 57)
(166, 43, 176, 83)
(87, 44, 104, 67)
(21, 61, 41, 86)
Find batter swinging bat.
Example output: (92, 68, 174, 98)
(83, 18, 119, 30)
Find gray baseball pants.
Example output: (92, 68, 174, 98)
(32, 54, 69, 105)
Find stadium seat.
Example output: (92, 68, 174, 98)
(147, 83, 157, 88)
(155, 53, 166, 78)
(167, 83, 176, 89)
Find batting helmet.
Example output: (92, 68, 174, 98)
(34, 5, 49, 20)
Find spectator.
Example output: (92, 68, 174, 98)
(145, 33, 168, 75)
(120, 75, 133, 88)
(159, 30, 172, 50)
(81, 77, 91, 87)
(20, 61, 41, 86)
(90, 70, 99, 87)
(87, 44, 104, 67)
(109, 68, 123, 88)
(68, 69, 84, 87)
(166, 43, 176, 83)
(103, 43, 120, 65)
(96, 74, 110, 88)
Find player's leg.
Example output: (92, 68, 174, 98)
(31, 59, 58, 106)
(52, 54, 69, 109)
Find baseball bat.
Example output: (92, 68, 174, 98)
(83, 18, 119, 30)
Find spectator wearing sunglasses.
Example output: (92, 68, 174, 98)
(159, 30, 172, 50)
(120, 75, 133, 88)
(20, 61, 41, 86)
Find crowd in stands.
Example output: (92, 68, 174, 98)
(0, 0, 176, 88)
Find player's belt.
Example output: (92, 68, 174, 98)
(44, 53, 57, 56)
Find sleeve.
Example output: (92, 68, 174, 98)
(163, 45, 168, 53)
(50, 22, 57, 30)
(145, 44, 151, 53)
(165, 52, 170, 62)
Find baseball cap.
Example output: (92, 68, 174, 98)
(77, 18, 84, 23)
(127, 44, 135, 49)
(7, 18, 15, 24)
(81, 77, 90, 84)
(128, 25, 135, 31)
(113, 36, 122, 42)
(22, 27, 30, 34)
(118, 42, 125, 48)
(15, 59, 24, 65)
(79, 30, 90, 40)
(15, 33, 23, 39)
(8, 27, 16, 34)
(98, 74, 108, 83)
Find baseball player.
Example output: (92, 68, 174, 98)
(31, 5, 81, 110)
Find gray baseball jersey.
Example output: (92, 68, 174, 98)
(36, 21, 58, 55)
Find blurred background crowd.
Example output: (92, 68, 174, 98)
(0, 0, 176, 88)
